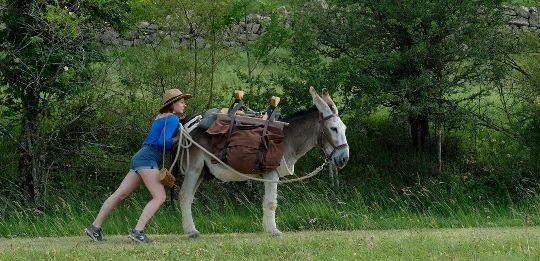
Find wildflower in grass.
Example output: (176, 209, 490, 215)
(367, 235, 375, 249)
(401, 187, 412, 196)
(535, 97, 540, 106)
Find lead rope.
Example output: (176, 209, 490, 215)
(171, 125, 329, 184)
(170, 124, 189, 174)
(162, 115, 181, 189)
(162, 115, 169, 168)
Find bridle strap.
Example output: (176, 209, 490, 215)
(322, 114, 334, 121)
(318, 113, 349, 159)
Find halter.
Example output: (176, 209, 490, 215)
(318, 112, 349, 159)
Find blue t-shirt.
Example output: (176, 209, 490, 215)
(143, 114, 180, 153)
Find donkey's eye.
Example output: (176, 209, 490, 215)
(330, 127, 338, 133)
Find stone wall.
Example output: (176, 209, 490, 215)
(99, 7, 289, 48)
(99, 5, 538, 48)
(506, 5, 540, 31)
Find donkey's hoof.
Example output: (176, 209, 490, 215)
(188, 231, 200, 239)
(271, 230, 283, 237)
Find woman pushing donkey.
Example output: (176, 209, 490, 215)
(85, 89, 192, 243)
(85, 86, 349, 242)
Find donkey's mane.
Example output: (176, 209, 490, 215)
(282, 107, 318, 123)
(181, 112, 202, 125)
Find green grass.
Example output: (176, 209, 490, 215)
(1, 182, 539, 238)
(509, 0, 540, 5)
(1, 227, 539, 260)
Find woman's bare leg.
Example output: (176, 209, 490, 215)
(134, 169, 166, 231)
(93, 172, 142, 227)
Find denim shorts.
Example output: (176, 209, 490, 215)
(129, 145, 162, 173)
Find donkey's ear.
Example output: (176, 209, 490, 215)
(310, 86, 333, 116)
(309, 86, 319, 98)
(321, 88, 338, 114)
(322, 88, 329, 96)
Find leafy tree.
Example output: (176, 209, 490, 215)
(0, 0, 128, 208)
(304, 0, 508, 142)
(122, 0, 246, 113)
(124, 0, 292, 111)
(499, 30, 540, 161)
(294, 0, 513, 153)
(176, 0, 232, 109)
(225, 0, 292, 108)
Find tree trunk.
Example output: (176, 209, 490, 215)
(18, 106, 45, 209)
(207, 15, 216, 109)
(244, 7, 254, 96)
(437, 127, 442, 175)
(192, 37, 199, 96)
(408, 115, 429, 151)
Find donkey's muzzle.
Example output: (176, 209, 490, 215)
(333, 149, 349, 169)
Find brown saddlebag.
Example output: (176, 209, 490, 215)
(206, 120, 284, 174)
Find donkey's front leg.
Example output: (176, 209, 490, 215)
(262, 171, 281, 236)
(179, 158, 203, 238)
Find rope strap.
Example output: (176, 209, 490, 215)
(171, 126, 329, 184)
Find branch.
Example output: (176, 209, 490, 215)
(467, 110, 525, 144)
(0, 123, 28, 153)
(506, 58, 531, 78)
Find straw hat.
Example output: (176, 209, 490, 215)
(160, 89, 192, 112)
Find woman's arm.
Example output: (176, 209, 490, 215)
(172, 130, 181, 144)
(159, 115, 180, 149)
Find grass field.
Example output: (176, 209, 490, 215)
(1, 227, 539, 260)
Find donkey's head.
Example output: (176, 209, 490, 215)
(310, 87, 349, 169)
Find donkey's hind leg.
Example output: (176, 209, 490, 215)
(179, 155, 204, 238)
(262, 171, 282, 236)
